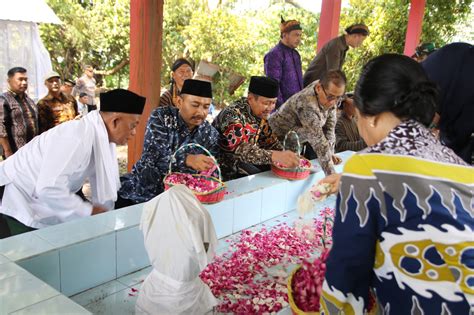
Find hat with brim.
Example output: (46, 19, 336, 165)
(44, 71, 60, 82)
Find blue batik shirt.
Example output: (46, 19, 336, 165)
(119, 106, 219, 203)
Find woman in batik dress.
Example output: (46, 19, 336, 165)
(320, 54, 473, 315)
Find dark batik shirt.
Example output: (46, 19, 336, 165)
(37, 92, 78, 134)
(159, 84, 182, 107)
(212, 97, 283, 180)
(0, 90, 38, 154)
(158, 89, 174, 107)
(119, 106, 219, 203)
(335, 112, 366, 152)
(264, 41, 304, 107)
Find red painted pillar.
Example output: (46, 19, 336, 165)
(128, 0, 164, 171)
(317, 0, 342, 52)
(403, 0, 426, 56)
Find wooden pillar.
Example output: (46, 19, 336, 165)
(128, 0, 164, 171)
(403, 0, 426, 56)
(317, 0, 342, 53)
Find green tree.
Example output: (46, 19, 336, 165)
(340, 0, 472, 90)
(39, 0, 471, 103)
(161, 0, 207, 87)
(40, 0, 130, 87)
(179, 2, 319, 106)
(182, 7, 258, 105)
(248, 3, 320, 72)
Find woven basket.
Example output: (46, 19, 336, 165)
(272, 131, 312, 180)
(163, 143, 226, 204)
(287, 266, 318, 315)
(287, 267, 378, 315)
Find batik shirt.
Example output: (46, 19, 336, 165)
(37, 92, 78, 133)
(268, 81, 337, 175)
(335, 112, 366, 152)
(212, 97, 283, 180)
(264, 41, 304, 107)
(0, 90, 38, 154)
(321, 120, 473, 315)
(119, 106, 219, 203)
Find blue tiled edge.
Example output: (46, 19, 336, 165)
(60, 233, 116, 296)
(16, 250, 60, 291)
(116, 226, 150, 277)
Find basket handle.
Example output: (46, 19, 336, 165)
(283, 130, 301, 155)
(168, 143, 222, 181)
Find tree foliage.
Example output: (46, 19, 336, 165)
(39, 0, 472, 103)
(340, 0, 472, 90)
(40, 0, 130, 87)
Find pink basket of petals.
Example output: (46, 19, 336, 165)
(272, 131, 312, 180)
(272, 158, 312, 180)
(163, 143, 226, 204)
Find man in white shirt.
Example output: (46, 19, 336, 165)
(73, 65, 97, 109)
(77, 92, 89, 116)
(0, 89, 146, 238)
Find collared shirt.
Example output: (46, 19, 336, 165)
(335, 112, 366, 152)
(0, 111, 118, 229)
(119, 106, 220, 203)
(303, 35, 349, 87)
(268, 81, 337, 175)
(322, 120, 471, 314)
(73, 75, 96, 105)
(77, 101, 88, 116)
(0, 89, 38, 154)
(37, 92, 78, 134)
(212, 97, 283, 180)
(264, 41, 304, 107)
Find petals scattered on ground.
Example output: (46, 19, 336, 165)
(200, 207, 334, 314)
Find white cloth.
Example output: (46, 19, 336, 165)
(0, 20, 53, 101)
(0, 111, 120, 228)
(136, 185, 218, 315)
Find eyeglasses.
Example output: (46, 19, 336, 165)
(321, 85, 344, 104)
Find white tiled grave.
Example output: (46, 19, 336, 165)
(72, 195, 337, 315)
(0, 151, 352, 314)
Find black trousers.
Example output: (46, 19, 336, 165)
(0, 214, 37, 239)
(87, 105, 97, 112)
(114, 195, 138, 209)
(0, 214, 11, 239)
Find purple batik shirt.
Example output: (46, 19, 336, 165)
(264, 41, 303, 108)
